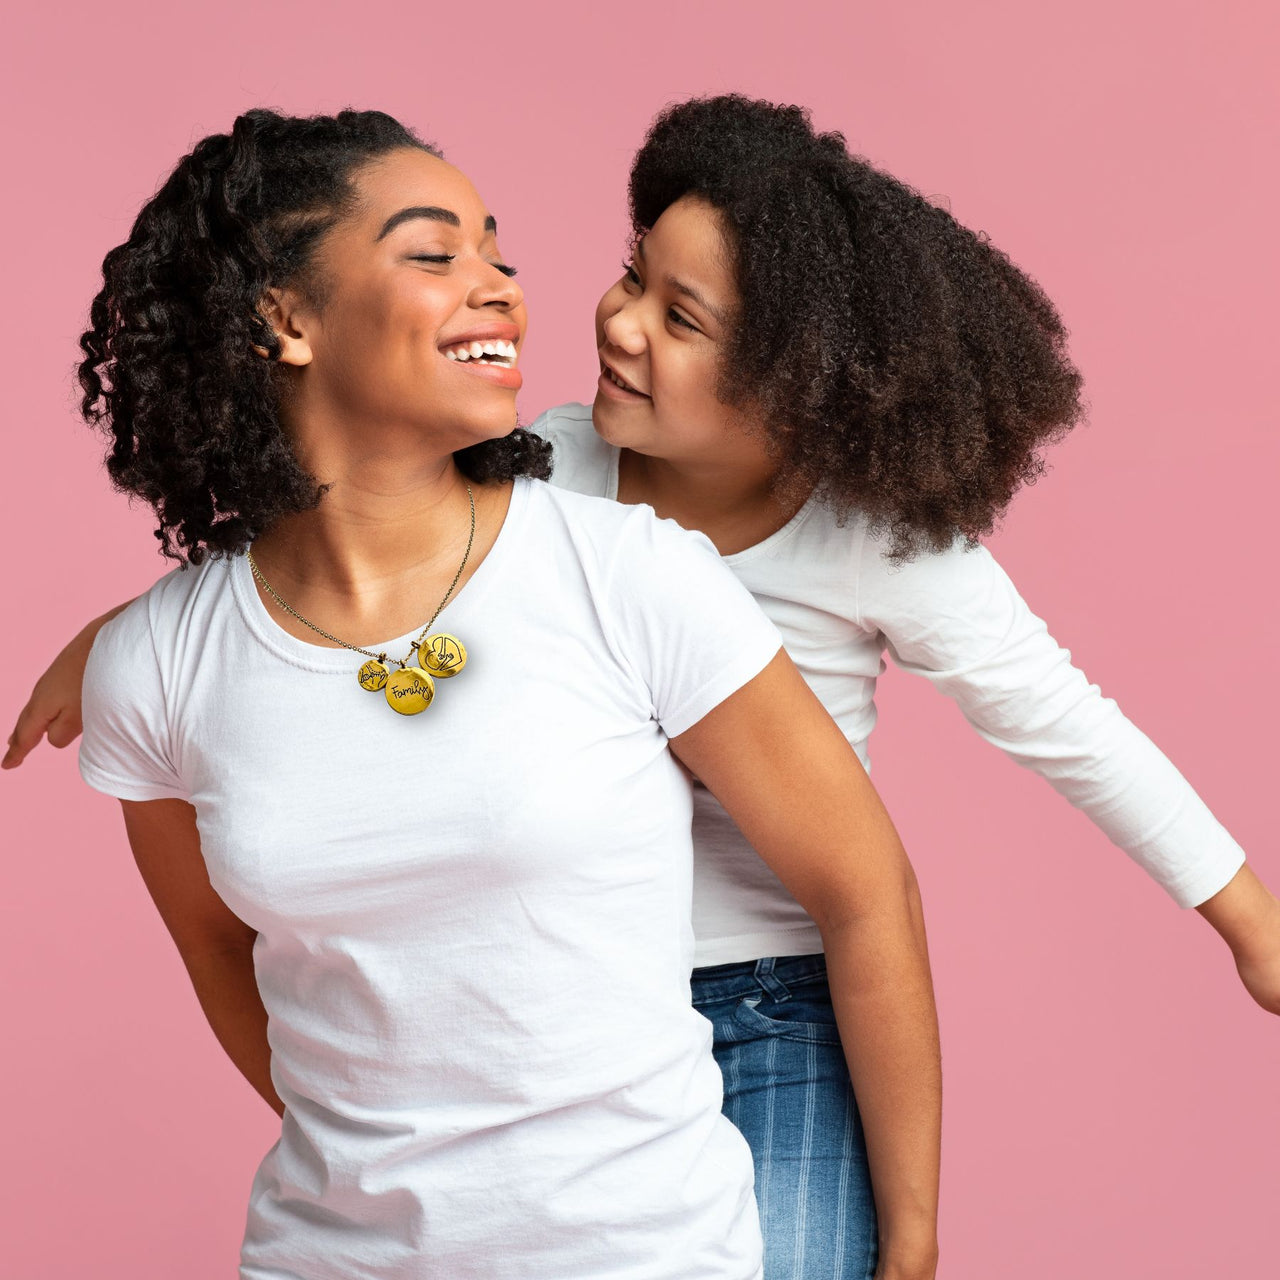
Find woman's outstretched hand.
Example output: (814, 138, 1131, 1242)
(3, 605, 129, 769)
(1197, 864, 1280, 1016)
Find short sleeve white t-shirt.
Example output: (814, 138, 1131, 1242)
(532, 403, 1247, 966)
(80, 479, 780, 1280)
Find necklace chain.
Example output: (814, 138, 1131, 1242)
(246, 484, 476, 670)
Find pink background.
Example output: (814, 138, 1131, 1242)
(2, 2, 1276, 1276)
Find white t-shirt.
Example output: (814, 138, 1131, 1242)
(533, 403, 1247, 965)
(80, 479, 781, 1280)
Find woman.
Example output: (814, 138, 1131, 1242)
(38, 108, 941, 1280)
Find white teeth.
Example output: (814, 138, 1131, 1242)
(606, 367, 640, 394)
(443, 339, 518, 365)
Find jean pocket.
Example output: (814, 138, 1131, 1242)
(731, 991, 843, 1045)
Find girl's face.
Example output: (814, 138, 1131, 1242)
(274, 148, 527, 462)
(593, 195, 771, 475)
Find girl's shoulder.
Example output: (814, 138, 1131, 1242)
(527, 402, 616, 500)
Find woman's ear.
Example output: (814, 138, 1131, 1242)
(254, 288, 314, 367)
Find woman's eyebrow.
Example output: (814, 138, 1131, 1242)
(376, 206, 498, 241)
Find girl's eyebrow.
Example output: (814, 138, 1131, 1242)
(376, 206, 498, 241)
(665, 276, 726, 325)
(635, 236, 725, 324)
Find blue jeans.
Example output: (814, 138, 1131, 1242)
(692, 954, 878, 1280)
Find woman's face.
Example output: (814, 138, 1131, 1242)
(592, 195, 770, 474)
(275, 148, 526, 461)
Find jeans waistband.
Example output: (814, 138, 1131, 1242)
(690, 953, 828, 1007)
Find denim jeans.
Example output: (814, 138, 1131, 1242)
(692, 954, 878, 1280)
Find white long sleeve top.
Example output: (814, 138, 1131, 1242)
(534, 403, 1246, 966)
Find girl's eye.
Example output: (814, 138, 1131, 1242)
(621, 262, 641, 287)
(409, 254, 455, 266)
(668, 309, 697, 331)
(492, 263, 518, 278)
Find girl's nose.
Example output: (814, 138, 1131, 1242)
(602, 303, 646, 355)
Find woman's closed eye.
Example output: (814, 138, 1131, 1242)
(408, 254, 517, 278)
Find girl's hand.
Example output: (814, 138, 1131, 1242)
(1197, 864, 1280, 1016)
(1236, 942, 1280, 1016)
(3, 605, 130, 769)
(1230, 896, 1280, 1016)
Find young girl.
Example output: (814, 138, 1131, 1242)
(535, 94, 1280, 1279)
(25, 107, 943, 1280)
(11, 95, 1278, 1278)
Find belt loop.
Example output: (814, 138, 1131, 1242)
(753, 956, 791, 1002)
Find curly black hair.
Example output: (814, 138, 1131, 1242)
(79, 107, 551, 563)
(629, 95, 1084, 557)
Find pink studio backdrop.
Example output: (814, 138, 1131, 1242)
(2, 2, 1276, 1276)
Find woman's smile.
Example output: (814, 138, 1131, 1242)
(440, 321, 523, 389)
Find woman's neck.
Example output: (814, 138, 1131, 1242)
(616, 447, 803, 557)
(248, 449, 511, 649)
(257, 456, 468, 587)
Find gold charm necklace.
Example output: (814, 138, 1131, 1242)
(246, 484, 475, 716)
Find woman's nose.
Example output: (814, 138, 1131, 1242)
(470, 264, 524, 311)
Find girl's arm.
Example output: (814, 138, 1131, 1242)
(673, 651, 941, 1280)
(118, 797, 281, 1116)
(859, 537, 1280, 1013)
(4, 603, 131, 769)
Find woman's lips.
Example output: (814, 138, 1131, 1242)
(450, 358, 523, 390)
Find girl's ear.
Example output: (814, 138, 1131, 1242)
(254, 288, 314, 367)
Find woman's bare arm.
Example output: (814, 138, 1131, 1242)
(4, 603, 133, 769)
(672, 651, 941, 1280)
(119, 797, 281, 1116)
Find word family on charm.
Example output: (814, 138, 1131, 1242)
(357, 633, 468, 716)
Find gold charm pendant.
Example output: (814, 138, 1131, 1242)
(385, 666, 435, 715)
(357, 658, 390, 692)
(419, 633, 467, 679)
(247, 484, 475, 721)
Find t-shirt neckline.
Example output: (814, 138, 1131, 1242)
(231, 478, 530, 674)
(604, 445, 820, 567)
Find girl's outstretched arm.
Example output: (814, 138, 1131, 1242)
(674, 651, 941, 1280)
(857, 535, 1280, 1016)
(4, 603, 131, 769)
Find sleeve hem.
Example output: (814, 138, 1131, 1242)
(79, 756, 188, 804)
(661, 640, 783, 740)
(1164, 849, 1248, 909)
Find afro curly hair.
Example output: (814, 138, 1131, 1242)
(79, 108, 551, 564)
(629, 94, 1084, 558)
